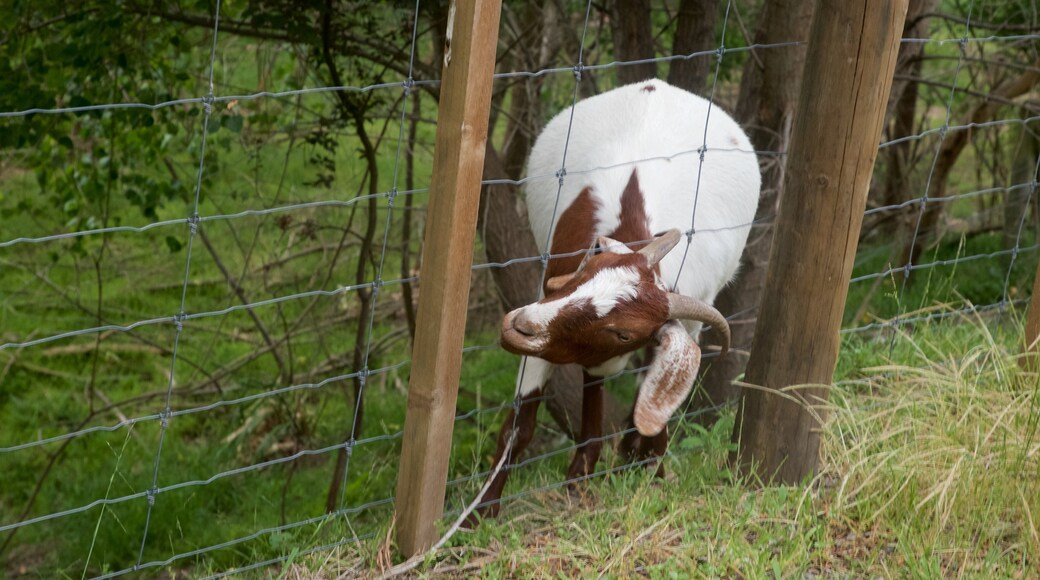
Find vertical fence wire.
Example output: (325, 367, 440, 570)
(504, 0, 595, 483)
(1001, 148, 1040, 308)
(890, 0, 975, 344)
(672, 0, 734, 290)
(134, 0, 223, 568)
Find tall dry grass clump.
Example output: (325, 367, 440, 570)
(823, 313, 1040, 574)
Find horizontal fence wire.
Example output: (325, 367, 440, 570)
(843, 299, 1030, 335)
(1, 1, 1036, 577)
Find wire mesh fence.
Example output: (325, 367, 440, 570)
(0, 0, 1037, 576)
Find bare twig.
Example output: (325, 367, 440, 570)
(198, 229, 288, 380)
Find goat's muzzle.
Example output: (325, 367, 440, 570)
(500, 308, 546, 356)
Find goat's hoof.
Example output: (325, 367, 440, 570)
(462, 503, 500, 529)
(460, 513, 480, 530)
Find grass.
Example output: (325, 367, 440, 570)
(290, 312, 1039, 578)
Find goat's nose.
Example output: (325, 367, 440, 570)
(512, 311, 538, 337)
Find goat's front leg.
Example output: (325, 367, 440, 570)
(464, 356, 551, 526)
(565, 371, 604, 481)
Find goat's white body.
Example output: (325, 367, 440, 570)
(525, 79, 760, 307)
(515, 80, 760, 396)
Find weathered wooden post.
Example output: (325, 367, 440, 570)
(732, 0, 909, 483)
(394, 0, 502, 556)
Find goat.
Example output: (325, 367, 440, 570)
(472, 79, 761, 521)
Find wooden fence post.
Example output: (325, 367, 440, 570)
(394, 0, 502, 556)
(732, 0, 908, 484)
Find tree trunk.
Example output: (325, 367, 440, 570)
(610, 0, 657, 85)
(733, 0, 908, 484)
(471, 0, 631, 439)
(875, 0, 938, 236)
(692, 0, 816, 421)
(479, 142, 543, 311)
(1002, 122, 1040, 251)
(667, 0, 719, 95)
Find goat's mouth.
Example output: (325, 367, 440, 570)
(500, 311, 547, 356)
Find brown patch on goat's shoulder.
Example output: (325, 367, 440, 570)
(641, 84, 656, 92)
(546, 187, 599, 289)
(608, 169, 659, 274)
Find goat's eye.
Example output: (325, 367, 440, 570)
(616, 331, 631, 343)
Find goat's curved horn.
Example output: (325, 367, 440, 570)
(666, 293, 730, 356)
(638, 229, 682, 267)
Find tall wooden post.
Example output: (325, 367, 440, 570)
(394, 0, 502, 556)
(732, 0, 908, 484)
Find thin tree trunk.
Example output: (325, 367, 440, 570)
(478, 142, 628, 438)
(400, 90, 420, 341)
(667, 0, 718, 95)
(320, 0, 382, 513)
(610, 0, 657, 85)
(474, 0, 627, 438)
(1002, 122, 1040, 251)
(876, 0, 938, 235)
(693, 0, 816, 420)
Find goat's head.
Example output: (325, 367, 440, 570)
(501, 229, 730, 436)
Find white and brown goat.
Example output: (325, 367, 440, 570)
(475, 79, 761, 520)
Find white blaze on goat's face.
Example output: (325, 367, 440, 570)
(530, 265, 641, 325)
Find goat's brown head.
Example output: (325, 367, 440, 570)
(501, 229, 730, 436)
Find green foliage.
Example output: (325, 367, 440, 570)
(845, 230, 1038, 328)
(0, 2, 211, 227)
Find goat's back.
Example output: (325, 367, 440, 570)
(525, 79, 761, 303)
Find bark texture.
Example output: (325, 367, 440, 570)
(667, 0, 719, 95)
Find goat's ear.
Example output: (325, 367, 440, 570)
(545, 239, 597, 293)
(596, 236, 633, 255)
(545, 274, 572, 293)
(633, 321, 700, 437)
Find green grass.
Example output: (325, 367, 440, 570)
(291, 314, 1039, 578)
(845, 230, 1038, 328)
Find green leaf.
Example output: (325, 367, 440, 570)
(165, 236, 183, 253)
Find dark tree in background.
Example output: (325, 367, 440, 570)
(667, 0, 719, 94)
(694, 0, 815, 415)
